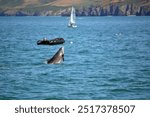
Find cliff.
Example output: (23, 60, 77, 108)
(0, 0, 149, 16)
(61, 1, 150, 16)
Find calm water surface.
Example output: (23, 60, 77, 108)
(0, 16, 150, 99)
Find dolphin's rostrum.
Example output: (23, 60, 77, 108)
(47, 47, 64, 64)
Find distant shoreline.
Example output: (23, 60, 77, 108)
(0, 4, 150, 17)
(0, 15, 150, 17)
(0, 0, 150, 17)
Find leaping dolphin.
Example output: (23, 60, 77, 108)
(47, 47, 64, 64)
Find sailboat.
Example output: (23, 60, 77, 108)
(68, 6, 77, 28)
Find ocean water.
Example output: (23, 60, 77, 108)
(0, 16, 150, 100)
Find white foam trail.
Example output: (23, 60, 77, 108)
(44, 61, 47, 64)
(115, 33, 122, 36)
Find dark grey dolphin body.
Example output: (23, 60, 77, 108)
(47, 47, 64, 64)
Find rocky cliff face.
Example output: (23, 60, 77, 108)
(0, 0, 149, 16)
(61, 4, 150, 16)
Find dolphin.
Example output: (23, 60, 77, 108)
(47, 47, 64, 64)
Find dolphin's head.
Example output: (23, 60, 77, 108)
(59, 47, 64, 61)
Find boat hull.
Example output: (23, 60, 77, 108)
(37, 38, 65, 45)
(68, 24, 77, 28)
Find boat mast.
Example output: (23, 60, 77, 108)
(68, 0, 77, 27)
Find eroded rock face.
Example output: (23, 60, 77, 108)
(61, 4, 150, 16)
(0, 1, 149, 16)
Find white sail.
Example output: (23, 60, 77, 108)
(68, 6, 77, 28)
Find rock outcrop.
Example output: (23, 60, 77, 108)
(0, 0, 149, 16)
(61, 4, 150, 16)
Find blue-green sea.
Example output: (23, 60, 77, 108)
(0, 16, 150, 99)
